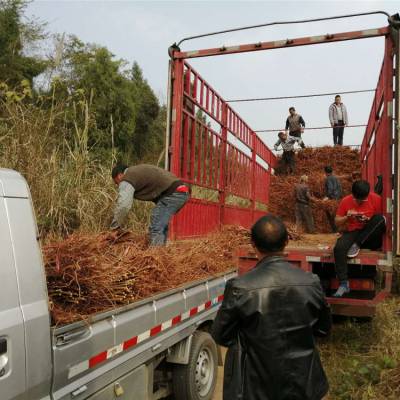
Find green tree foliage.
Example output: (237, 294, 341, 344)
(0, 0, 47, 86)
(52, 37, 164, 163)
(53, 37, 137, 154)
(130, 62, 161, 160)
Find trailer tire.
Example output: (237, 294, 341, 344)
(172, 331, 218, 400)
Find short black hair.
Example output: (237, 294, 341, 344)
(289, 107, 295, 112)
(352, 180, 370, 200)
(112, 164, 128, 179)
(251, 215, 288, 253)
(324, 166, 333, 174)
(335, 95, 341, 99)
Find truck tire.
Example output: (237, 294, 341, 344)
(172, 331, 218, 400)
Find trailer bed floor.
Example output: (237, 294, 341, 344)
(288, 233, 338, 250)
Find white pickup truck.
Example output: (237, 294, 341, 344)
(0, 169, 235, 400)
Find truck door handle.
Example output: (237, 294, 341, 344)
(0, 338, 8, 377)
(56, 327, 91, 346)
(0, 338, 6, 355)
(0, 354, 8, 370)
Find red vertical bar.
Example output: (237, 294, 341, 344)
(170, 59, 184, 176)
(182, 113, 189, 179)
(213, 136, 220, 189)
(184, 65, 191, 94)
(382, 36, 394, 253)
(208, 130, 214, 186)
(219, 103, 228, 227)
(196, 121, 202, 184)
(202, 126, 208, 185)
(200, 79, 204, 107)
(169, 59, 185, 239)
(211, 90, 215, 119)
(251, 132, 257, 223)
(193, 73, 198, 99)
(190, 115, 196, 180)
(234, 148, 239, 194)
(206, 85, 210, 113)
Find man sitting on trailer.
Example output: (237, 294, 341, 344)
(333, 180, 385, 297)
(274, 131, 305, 175)
(110, 164, 189, 246)
(212, 215, 331, 400)
(285, 106, 306, 138)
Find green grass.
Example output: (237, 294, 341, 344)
(320, 297, 400, 399)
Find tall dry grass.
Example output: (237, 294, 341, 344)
(0, 94, 152, 237)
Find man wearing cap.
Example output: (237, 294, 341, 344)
(110, 164, 189, 246)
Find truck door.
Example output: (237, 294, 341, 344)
(0, 197, 27, 399)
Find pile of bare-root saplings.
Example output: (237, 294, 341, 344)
(269, 146, 361, 233)
(44, 226, 249, 325)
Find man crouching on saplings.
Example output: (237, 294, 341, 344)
(110, 164, 189, 246)
(212, 214, 331, 400)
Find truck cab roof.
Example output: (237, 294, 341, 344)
(0, 169, 29, 198)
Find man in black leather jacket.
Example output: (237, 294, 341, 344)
(212, 215, 331, 400)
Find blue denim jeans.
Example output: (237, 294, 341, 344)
(149, 192, 189, 246)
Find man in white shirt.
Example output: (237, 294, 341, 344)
(329, 95, 349, 146)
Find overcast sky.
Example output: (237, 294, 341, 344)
(28, 1, 399, 150)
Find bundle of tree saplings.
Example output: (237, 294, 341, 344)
(269, 146, 361, 233)
(44, 226, 249, 325)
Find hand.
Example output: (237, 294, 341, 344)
(346, 210, 357, 217)
(300, 127, 304, 133)
(331, 123, 334, 128)
(355, 214, 369, 222)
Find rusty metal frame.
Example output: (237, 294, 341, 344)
(172, 27, 389, 60)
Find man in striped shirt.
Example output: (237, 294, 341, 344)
(274, 131, 305, 175)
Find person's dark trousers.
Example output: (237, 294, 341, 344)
(289, 130, 302, 138)
(282, 150, 295, 174)
(149, 192, 189, 246)
(334, 214, 386, 281)
(325, 210, 337, 232)
(333, 120, 344, 145)
(295, 203, 315, 233)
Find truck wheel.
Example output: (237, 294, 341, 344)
(172, 331, 218, 400)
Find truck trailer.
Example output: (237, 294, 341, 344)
(166, 13, 400, 317)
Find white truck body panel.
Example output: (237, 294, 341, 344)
(0, 170, 235, 400)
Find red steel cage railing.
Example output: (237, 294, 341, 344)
(167, 13, 400, 255)
(360, 35, 394, 254)
(168, 60, 276, 238)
